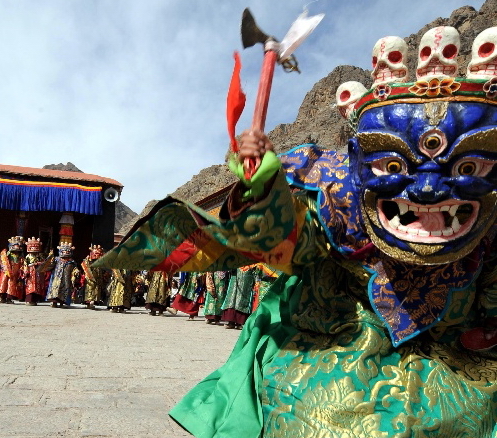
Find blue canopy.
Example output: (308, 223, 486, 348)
(0, 177, 102, 214)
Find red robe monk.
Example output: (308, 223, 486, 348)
(0, 236, 25, 303)
(22, 237, 47, 305)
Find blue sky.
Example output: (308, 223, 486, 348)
(0, 0, 486, 213)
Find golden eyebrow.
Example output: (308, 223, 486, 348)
(357, 132, 422, 164)
(438, 128, 497, 163)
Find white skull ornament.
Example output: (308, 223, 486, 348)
(416, 26, 460, 80)
(336, 81, 368, 119)
(371, 36, 408, 86)
(467, 27, 497, 80)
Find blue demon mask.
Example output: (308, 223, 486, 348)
(8, 236, 25, 253)
(58, 243, 74, 259)
(349, 99, 497, 264)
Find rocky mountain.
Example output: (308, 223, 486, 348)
(43, 162, 138, 232)
(112, 201, 138, 233)
(43, 162, 82, 173)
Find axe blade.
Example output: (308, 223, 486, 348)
(241, 8, 270, 49)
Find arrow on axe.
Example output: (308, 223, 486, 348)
(236, 8, 324, 179)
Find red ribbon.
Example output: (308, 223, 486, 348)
(226, 51, 246, 153)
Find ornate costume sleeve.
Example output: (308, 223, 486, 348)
(95, 168, 330, 275)
(0, 249, 11, 277)
(205, 272, 216, 296)
(36, 252, 55, 273)
(81, 259, 96, 285)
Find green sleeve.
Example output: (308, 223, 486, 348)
(94, 170, 298, 273)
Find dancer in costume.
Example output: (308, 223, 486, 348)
(171, 272, 206, 321)
(106, 269, 133, 313)
(145, 271, 173, 315)
(132, 272, 147, 307)
(44, 241, 79, 308)
(22, 237, 46, 305)
(204, 271, 230, 325)
(71, 272, 86, 304)
(221, 267, 255, 330)
(96, 26, 497, 437)
(250, 264, 278, 312)
(82, 244, 108, 309)
(0, 236, 25, 304)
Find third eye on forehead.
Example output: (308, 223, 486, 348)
(424, 136, 441, 150)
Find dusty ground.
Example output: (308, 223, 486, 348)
(0, 302, 240, 437)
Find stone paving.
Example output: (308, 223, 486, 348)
(0, 302, 240, 438)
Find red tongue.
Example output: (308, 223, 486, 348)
(409, 211, 445, 231)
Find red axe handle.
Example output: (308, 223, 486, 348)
(252, 50, 277, 131)
(244, 50, 278, 179)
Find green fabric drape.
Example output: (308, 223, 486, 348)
(169, 274, 301, 438)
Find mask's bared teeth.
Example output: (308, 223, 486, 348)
(389, 216, 400, 229)
(452, 216, 461, 233)
(398, 202, 408, 215)
(449, 205, 459, 217)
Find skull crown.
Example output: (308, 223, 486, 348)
(57, 239, 75, 258)
(371, 36, 408, 86)
(336, 81, 368, 118)
(26, 237, 42, 253)
(8, 236, 25, 251)
(89, 244, 104, 259)
(336, 26, 497, 121)
(467, 27, 497, 79)
(416, 26, 460, 80)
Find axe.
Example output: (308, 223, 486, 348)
(240, 8, 324, 178)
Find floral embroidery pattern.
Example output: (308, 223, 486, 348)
(408, 78, 461, 97)
(280, 146, 368, 256)
(373, 84, 391, 101)
(262, 331, 497, 437)
(369, 257, 477, 346)
(483, 77, 497, 99)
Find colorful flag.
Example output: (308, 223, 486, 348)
(226, 51, 246, 153)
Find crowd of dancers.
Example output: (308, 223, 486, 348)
(0, 235, 278, 327)
(173, 265, 278, 329)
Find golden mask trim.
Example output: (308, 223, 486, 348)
(438, 128, 497, 163)
(424, 101, 449, 126)
(361, 190, 497, 265)
(357, 133, 422, 164)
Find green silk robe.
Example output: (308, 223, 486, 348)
(95, 169, 497, 437)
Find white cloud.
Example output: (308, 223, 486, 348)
(0, 0, 486, 212)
